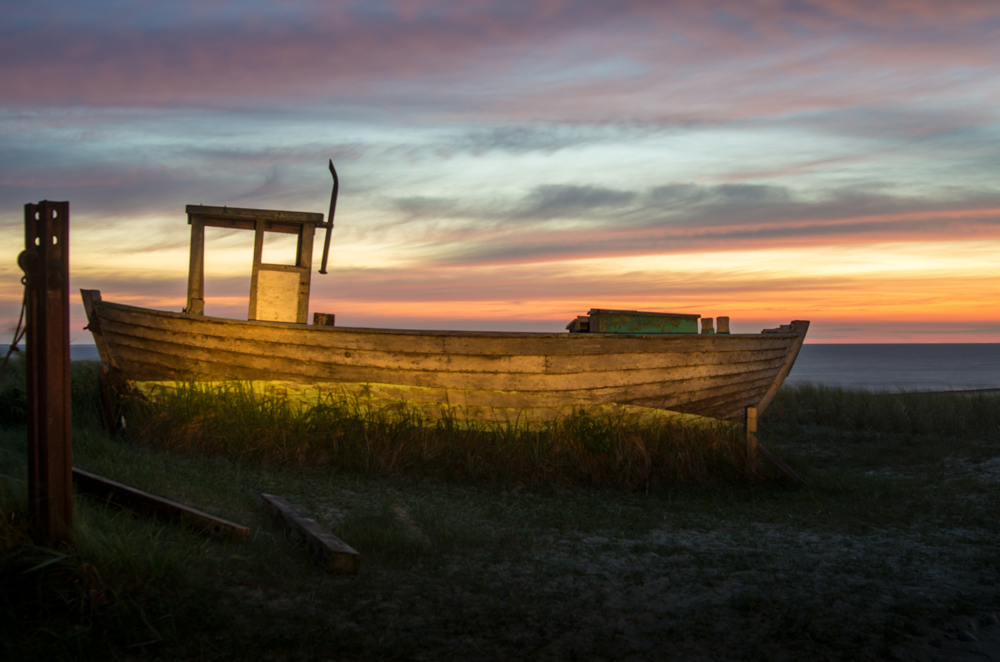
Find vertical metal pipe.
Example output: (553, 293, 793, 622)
(318, 160, 338, 275)
(21, 200, 73, 544)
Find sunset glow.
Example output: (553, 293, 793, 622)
(2, 1, 998, 343)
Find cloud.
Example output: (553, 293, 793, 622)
(432, 124, 660, 156)
(380, 182, 1000, 266)
(2, 0, 998, 128)
(3, 1, 999, 344)
(514, 185, 636, 220)
(392, 195, 460, 220)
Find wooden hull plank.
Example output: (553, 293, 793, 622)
(101, 327, 790, 393)
(99, 314, 796, 375)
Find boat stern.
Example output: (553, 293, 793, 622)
(80, 289, 115, 367)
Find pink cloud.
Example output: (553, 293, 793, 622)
(1, 0, 997, 125)
(397, 199, 1000, 267)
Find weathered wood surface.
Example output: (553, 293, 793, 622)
(73, 468, 251, 539)
(260, 493, 360, 574)
(81, 293, 809, 420)
(752, 320, 809, 415)
(185, 215, 206, 315)
(186, 205, 324, 229)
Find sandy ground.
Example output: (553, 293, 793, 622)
(894, 614, 1000, 661)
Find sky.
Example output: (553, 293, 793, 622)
(1, 0, 999, 343)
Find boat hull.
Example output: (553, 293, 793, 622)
(81, 291, 808, 421)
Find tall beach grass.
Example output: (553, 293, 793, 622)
(124, 381, 753, 487)
(766, 382, 1000, 440)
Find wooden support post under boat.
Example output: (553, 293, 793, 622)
(260, 493, 360, 574)
(746, 405, 805, 484)
(21, 200, 73, 545)
(98, 365, 116, 435)
(73, 468, 250, 540)
(745, 406, 757, 472)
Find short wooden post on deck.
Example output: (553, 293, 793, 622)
(745, 406, 758, 472)
(21, 200, 73, 544)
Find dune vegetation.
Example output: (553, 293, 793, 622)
(2, 358, 1000, 660)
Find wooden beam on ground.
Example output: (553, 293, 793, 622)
(259, 493, 360, 574)
(756, 444, 806, 485)
(72, 468, 250, 540)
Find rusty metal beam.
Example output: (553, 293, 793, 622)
(21, 200, 73, 544)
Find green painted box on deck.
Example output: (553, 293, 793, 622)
(588, 309, 700, 334)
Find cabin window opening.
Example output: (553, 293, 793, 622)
(202, 227, 256, 318)
(261, 231, 299, 266)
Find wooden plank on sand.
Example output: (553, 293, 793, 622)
(757, 444, 806, 485)
(72, 468, 250, 540)
(260, 493, 360, 574)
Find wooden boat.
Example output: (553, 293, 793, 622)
(81, 291, 807, 422)
(79, 169, 809, 423)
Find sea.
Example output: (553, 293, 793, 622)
(786, 344, 1000, 391)
(3, 343, 1000, 392)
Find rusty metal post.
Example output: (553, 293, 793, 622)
(20, 200, 73, 544)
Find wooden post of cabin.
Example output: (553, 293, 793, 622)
(186, 213, 205, 315)
(248, 218, 265, 321)
(745, 406, 758, 472)
(296, 222, 314, 324)
(21, 201, 73, 544)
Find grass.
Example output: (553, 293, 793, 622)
(1, 359, 1000, 659)
(124, 379, 755, 488)
(766, 382, 1000, 440)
